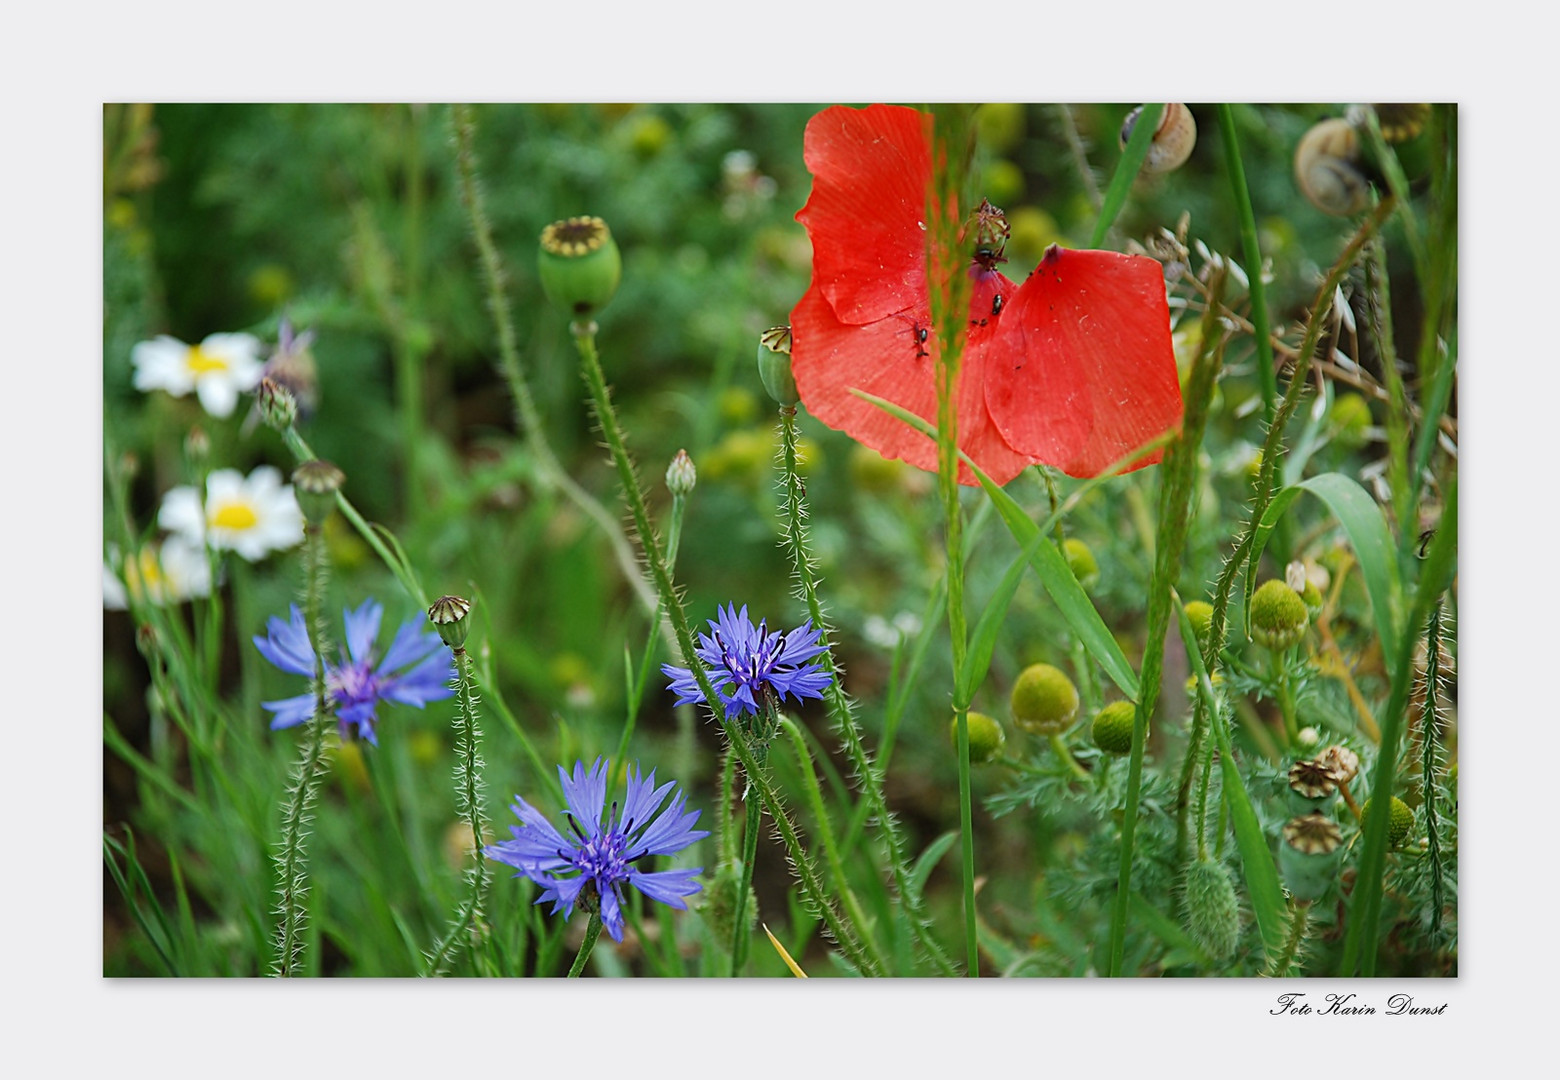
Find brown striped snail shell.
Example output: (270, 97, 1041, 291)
(1119, 103, 1196, 173)
(1294, 117, 1372, 216)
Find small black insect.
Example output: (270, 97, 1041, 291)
(896, 314, 931, 358)
(1417, 528, 1436, 559)
(992, 293, 1004, 317)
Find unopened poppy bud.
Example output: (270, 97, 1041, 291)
(1279, 812, 1344, 901)
(291, 459, 345, 526)
(1361, 795, 1414, 848)
(1249, 579, 1308, 651)
(1183, 600, 1215, 649)
(756, 325, 799, 406)
(1181, 857, 1240, 961)
(950, 710, 1006, 764)
(1091, 701, 1136, 755)
(258, 376, 298, 431)
(666, 448, 697, 497)
(1287, 757, 1340, 814)
(1010, 663, 1079, 736)
(1063, 537, 1099, 591)
(538, 216, 622, 318)
(428, 595, 472, 650)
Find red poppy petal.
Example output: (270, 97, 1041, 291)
(796, 104, 933, 326)
(985, 247, 1183, 478)
(791, 282, 1033, 486)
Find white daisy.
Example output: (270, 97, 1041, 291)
(131, 332, 265, 418)
(158, 466, 304, 562)
(103, 536, 213, 609)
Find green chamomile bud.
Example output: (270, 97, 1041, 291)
(756, 325, 799, 407)
(538, 216, 622, 318)
(258, 376, 298, 431)
(427, 595, 472, 651)
(1361, 795, 1414, 848)
(1287, 757, 1340, 815)
(1062, 537, 1099, 591)
(1328, 392, 1372, 451)
(665, 448, 697, 497)
(291, 459, 345, 527)
(1010, 663, 1079, 737)
(1278, 812, 1344, 902)
(1181, 857, 1241, 961)
(1183, 600, 1215, 649)
(1091, 701, 1136, 756)
(1249, 579, 1308, 651)
(950, 710, 1006, 764)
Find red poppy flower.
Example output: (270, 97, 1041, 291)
(790, 103, 1183, 485)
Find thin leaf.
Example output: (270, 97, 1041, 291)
(1249, 472, 1403, 680)
(763, 923, 809, 977)
(910, 831, 960, 898)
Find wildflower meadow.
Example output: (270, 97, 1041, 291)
(102, 102, 1458, 984)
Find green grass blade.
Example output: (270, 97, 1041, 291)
(1249, 472, 1403, 679)
(1089, 104, 1162, 249)
(910, 831, 960, 897)
(850, 387, 1145, 701)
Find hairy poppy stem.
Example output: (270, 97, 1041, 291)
(570, 323, 880, 976)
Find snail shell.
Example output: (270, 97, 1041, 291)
(1294, 117, 1371, 216)
(1120, 103, 1197, 173)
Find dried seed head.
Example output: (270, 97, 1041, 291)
(428, 594, 472, 650)
(1317, 744, 1360, 785)
(1289, 757, 1340, 800)
(1282, 812, 1343, 857)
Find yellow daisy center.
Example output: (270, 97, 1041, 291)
(186, 344, 230, 375)
(211, 501, 259, 531)
(125, 548, 165, 602)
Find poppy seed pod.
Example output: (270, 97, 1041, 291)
(538, 216, 622, 318)
(427, 595, 472, 651)
(1249, 579, 1309, 651)
(950, 710, 1006, 764)
(291, 459, 345, 527)
(1279, 812, 1344, 902)
(1317, 745, 1360, 785)
(1010, 663, 1079, 736)
(1287, 757, 1340, 815)
(1091, 701, 1136, 756)
(1062, 537, 1099, 591)
(1362, 795, 1414, 848)
(756, 325, 799, 407)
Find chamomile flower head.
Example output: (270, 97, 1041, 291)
(131, 332, 265, 418)
(661, 603, 832, 718)
(102, 536, 212, 610)
(485, 758, 710, 942)
(253, 598, 455, 745)
(158, 466, 304, 562)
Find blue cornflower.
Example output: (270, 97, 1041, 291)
(485, 758, 710, 942)
(253, 598, 454, 745)
(661, 603, 832, 718)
